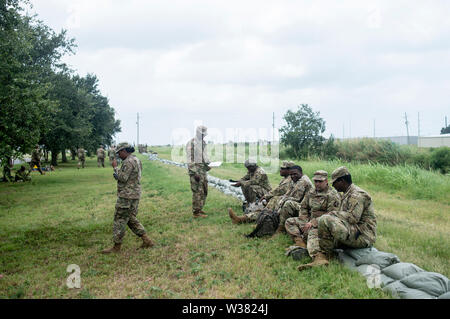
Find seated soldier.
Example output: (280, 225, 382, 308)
(15, 165, 31, 182)
(298, 166, 377, 271)
(231, 159, 272, 207)
(285, 170, 340, 256)
(274, 165, 313, 234)
(228, 160, 294, 224)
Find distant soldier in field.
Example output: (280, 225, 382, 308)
(231, 159, 272, 208)
(285, 170, 340, 254)
(77, 147, 86, 169)
(15, 165, 31, 182)
(30, 144, 44, 175)
(101, 142, 154, 254)
(298, 166, 377, 271)
(274, 165, 313, 234)
(108, 145, 116, 165)
(1, 159, 13, 182)
(97, 145, 106, 168)
(186, 125, 210, 218)
(228, 160, 294, 224)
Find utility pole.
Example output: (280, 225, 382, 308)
(272, 112, 275, 143)
(342, 123, 345, 139)
(404, 112, 410, 144)
(349, 119, 351, 139)
(446, 116, 448, 128)
(136, 112, 140, 147)
(373, 119, 376, 138)
(418, 112, 420, 138)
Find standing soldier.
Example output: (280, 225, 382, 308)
(298, 167, 377, 271)
(77, 147, 86, 169)
(186, 125, 210, 218)
(2, 159, 13, 182)
(97, 145, 106, 168)
(285, 170, 340, 256)
(275, 165, 313, 234)
(231, 159, 272, 208)
(108, 145, 116, 166)
(101, 142, 154, 253)
(228, 160, 293, 224)
(30, 145, 44, 175)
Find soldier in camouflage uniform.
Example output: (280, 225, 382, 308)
(97, 145, 106, 168)
(77, 147, 86, 169)
(15, 165, 31, 182)
(228, 160, 294, 224)
(298, 166, 377, 271)
(231, 159, 272, 206)
(274, 165, 313, 234)
(285, 170, 340, 257)
(108, 145, 116, 166)
(30, 145, 44, 175)
(102, 142, 154, 254)
(186, 126, 211, 218)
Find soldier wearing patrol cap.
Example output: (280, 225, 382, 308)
(298, 166, 377, 271)
(186, 125, 210, 218)
(228, 160, 293, 224)
(285, 170, 340, 258)
(231, 159, 271, 206)
(101, 142, 155, 253)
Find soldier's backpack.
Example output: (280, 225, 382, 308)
(246, 209, 280, 238)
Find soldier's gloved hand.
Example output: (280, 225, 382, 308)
(113, 172, 118, 180)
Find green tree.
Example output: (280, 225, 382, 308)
(0, 0, 74, 164)
(279, 104, 326, 159)
(441, 125, 450, 134)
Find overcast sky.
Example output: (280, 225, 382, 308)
(28, 0, 450, 145)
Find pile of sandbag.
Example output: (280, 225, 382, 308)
(337, 247, 450, 299)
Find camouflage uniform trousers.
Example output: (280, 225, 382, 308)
(285, 217, 321, 257)
(244, 195, 283, 221)
(277, 200, 301, 229)
(78, 159, 85, 168)
(241, 184, 268, 204)
(317, 214, 372, 255)
(97, 157, 105, 167)
(113, 197, 146, 244)
(190, 172, 208, 214)
(29, 160, 41, 171)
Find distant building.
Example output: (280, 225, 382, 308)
(337, 136, 418, 146)
(418, 134, 450, 148)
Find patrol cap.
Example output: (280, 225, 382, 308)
(281, 161, 295, 169)
(313, 170, 328, 181)
(116, 142, 132, 154)
(331, 166, 350, 184)
(244, 159, 257, 168)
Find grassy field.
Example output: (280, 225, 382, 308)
(0, 149, 448, 299)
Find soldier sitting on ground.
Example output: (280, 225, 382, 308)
(285, 170, 340, 257)
(228, 160, 294, 224)
(230, 159, 272, 210)
(298, 166, 377, 271)
(273, 165, 313, 235)
(15, 165, 31, 182)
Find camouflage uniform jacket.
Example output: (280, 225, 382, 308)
(282, 174, 313, 203)
(77, 148, 85, 159)
(108, 148, 115, 159)
(330, 184, 377, 242)
(239, 167, 272, 192)
(298, 187, 341, 227)
(186, 137, 210, 176)
(31, 149, 41, 162)
(15, 169, 30, 181)
(114, 154, 142, 199)
(97, 148, 106, 159)
(265, 175, 292, 201)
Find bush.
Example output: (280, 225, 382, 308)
(430, 147, 450, 174)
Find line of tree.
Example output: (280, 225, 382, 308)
(0, 0, 121, 166)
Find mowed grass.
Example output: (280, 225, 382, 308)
(0, 150, 447, 299)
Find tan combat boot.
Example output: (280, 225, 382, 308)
(272, 224, 285, 236)
(139, 234, 155, 249)
(193, 210, 207, 218)
(228, 208, 249, 224)
(297, 252, 329, 271)
(101, 243, 121, 254)
(294, 236, 307, 248)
